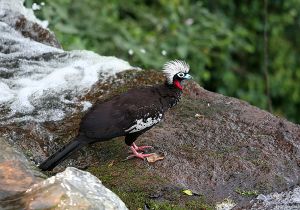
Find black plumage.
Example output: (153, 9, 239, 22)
(39, 60, 191, 171)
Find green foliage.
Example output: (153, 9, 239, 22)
(26, 0, 300, 123)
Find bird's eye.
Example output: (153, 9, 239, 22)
(177, 72, 184, 78)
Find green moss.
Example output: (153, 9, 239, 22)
(86, 143, 170, 209)
(186, 198, 214, 210)
(250, 159, 271, 172)
(87, 149, 212, 210)
(274, 175, 285, 186)
(145, 194, 213, 210)
(114, 191, 147, 210)
(24, 149, 33, 157)
(175, 96, 229, 120)
(235, 188, 258, 197)
(147, 200, 186, 210)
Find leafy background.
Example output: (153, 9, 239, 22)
(25, 0, 300, 124)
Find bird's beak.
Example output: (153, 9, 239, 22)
(184, 73, 192, 80)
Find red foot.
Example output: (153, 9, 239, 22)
(132, 143, 153, 151)
(127, 145, 154, 160)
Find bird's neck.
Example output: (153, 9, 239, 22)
(159, 82, 183, 109)
(164, 80, 183, 93)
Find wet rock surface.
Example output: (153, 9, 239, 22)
(0, 0, 61, 48)
(1, 0, 300, 209)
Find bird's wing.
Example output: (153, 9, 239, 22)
(79, 97, 127, 140)
(79, 86, 164, 139)
(123, 100, 164, 134)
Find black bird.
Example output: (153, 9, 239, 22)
(39, 60, 192, 171)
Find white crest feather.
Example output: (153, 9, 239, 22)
(163, 60, 190, 84)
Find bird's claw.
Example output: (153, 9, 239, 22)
(127, 144, 154, 160)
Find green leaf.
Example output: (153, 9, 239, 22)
(182, 189, 193, 196)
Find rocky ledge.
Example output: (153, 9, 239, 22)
(1, 0, 300, 210)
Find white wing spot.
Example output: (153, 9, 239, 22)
(125, 114, 163, 133)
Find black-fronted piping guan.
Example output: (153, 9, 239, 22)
(39, 60, 192, 171)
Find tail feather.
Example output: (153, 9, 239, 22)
(39, 136, 87, 171)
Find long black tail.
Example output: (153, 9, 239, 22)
(39, 136, 87, 171)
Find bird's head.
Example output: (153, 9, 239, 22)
(163, 60, 192, 90)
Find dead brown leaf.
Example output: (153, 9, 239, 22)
(146, 153, 164, 163)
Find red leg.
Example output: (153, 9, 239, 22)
(132, 143, 153, 151)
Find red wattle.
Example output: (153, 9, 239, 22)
(173, 80, 182, 90)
